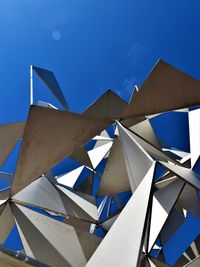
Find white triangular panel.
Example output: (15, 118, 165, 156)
(86, 162, 155, 267)
(189, 109, 200, 168)
(88, 142, 113, 169)
(57, 166, 85, 188)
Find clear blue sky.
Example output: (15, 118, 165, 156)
(0, 0, 200, 122)
(1, 1, 200, 264)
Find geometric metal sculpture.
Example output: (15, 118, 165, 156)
(0, 59, 200, 266)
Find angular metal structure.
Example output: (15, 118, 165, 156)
(0, 60, 200, 267)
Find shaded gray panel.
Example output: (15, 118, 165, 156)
(0, 203, 15, 243)
(70, 147, 93, 168)
(83, 89, 127, 119)
(160, 206, 185, 245)
(57, 185, 98, 221)
(130, 119, 161, 149)
(33, 66, 68, 110)
(122, 60, 200, 118)
(13, 204, 101, 267)
(98, 138, 130, 196)
(11, 106, 110, 195)
(118, 123, 153, 192)
(12, 204, 86, 267)
(86, 163, 155, 267)
(177, 184, 200, 220)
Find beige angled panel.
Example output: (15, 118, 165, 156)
(11, 106, 110, 195)
(130, 119, 161, 149)
(118, 123, 153, 192)
(159, 161, 200, 190)
(86, 162, 155, 267)
(83, 89, 127, 119)
(65, 216, 91, 232)
(12, 204, 100, 267)
(0, 249, 38, 267)
(148, 257, 170, 267)
(0, 122, 25, 167)
(184, 256, 200, 267)
(122, 60, 200, 118)
(0, 203, 15, 243)
(98, 138, 130, 196)
(148, 179, 185, 251)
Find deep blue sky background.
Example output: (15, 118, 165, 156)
(1, 0, 200, 122)
(1, 1, 200, 264)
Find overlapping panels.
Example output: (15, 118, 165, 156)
(0, 61, 199, 267)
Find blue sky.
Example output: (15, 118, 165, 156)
(0, 0, 200, 122)
(1, 0, 200, 263)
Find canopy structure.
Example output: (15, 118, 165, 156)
(0, 60, 200, 266)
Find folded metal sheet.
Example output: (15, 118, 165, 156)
(12, 204, 101, 267)
(11, 106, 111, 195)
(98, 138, 130, 196)
(86, 163, 155, 267)
(33, 66, 68, 110)
(122, 60, 200, 118)
(118, 123, 153, 192)
(83, 89, 127, 119)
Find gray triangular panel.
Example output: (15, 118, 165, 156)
(33, 66, 68, 110)
(0, 203, 15, 243)
(83, 90, 127, 119)
(122, 60, 200, 118)
(98, 138, 130, 196)
(130, 119, 161, 149)
(11, 106, 110, 195)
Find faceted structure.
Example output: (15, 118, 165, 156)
(0, 60, 200, 266)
